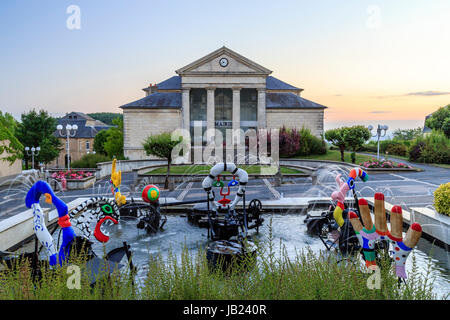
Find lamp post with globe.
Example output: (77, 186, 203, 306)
(57, 124, 78, 170)
(24, 146, 40, 169)
(368, 124, 389, 160)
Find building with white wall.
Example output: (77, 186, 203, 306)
(121, 47, 327, 160)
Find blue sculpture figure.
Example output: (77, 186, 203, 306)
(25, 181, 76, 266)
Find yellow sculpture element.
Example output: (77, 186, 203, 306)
(111, 159, 126, 206)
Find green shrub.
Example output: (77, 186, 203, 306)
(434, 183, 450, 216)
(409, 130, 450, 164)
(71, 153, 111, 168)
(409, 138, 426, 162)
(361, 141, 378, 153)
(296, 127, 327, 156)
(385, 142, 408, 157)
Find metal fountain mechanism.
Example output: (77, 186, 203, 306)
(201, 162, 264, 241)
(201, 163, 262, 270)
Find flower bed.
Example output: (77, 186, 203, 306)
(359, 159, 412, 169)
(51, 170, 94, 180)
(51, 170, 96, 190)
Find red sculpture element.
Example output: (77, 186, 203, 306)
(94, 216, 118, 243)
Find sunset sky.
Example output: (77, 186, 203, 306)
(1, 0, 449, 132)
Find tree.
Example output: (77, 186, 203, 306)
(425, 104, 450, 137)
(16, 109, 61, 168)
(103, 118, 124, 158)
(88, 113, 123, 126)
(94, 129, 109, 155)
(0, 111, 23, 164)
(39, 138, 61, 164)
(142, 132, 182, 189)
(343, 125, 371, 163)
(393, 127, 423, 141)
(325, 128, 347, 162)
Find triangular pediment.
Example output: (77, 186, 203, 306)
(176, 46, 272, 76)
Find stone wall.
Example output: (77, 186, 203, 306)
(124, 108, 182, 159)
(51, 137, 95, 168)
(0, 140, 22, 180)
(266, 109, 324, 137)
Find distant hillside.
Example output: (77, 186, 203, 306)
(87, 113, 123, 126)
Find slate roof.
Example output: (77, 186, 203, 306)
(145, 75, 300, 91)
(266, 76, 301, 91)
(120, 92, 182, 109)
(62, 112, 95, 121)
(266, 92, 327, 109)
(157, 76, 182, 90)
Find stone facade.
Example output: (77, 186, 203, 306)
(267, 109, 324, 137)
(53, 137, 95, 167)
(121, 47, 327, 161)
(0, 140, 22, 180)
(50, 112, 110, 168)
(124, 108, 182, 159)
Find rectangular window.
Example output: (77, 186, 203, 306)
(190, 89, 207, 145)
(86, 141, 90, 150)
(240, 88, 258, 131)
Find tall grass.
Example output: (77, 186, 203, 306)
(0, 225, 439, 300)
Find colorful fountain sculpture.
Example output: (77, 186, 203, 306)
(21, 179, 132, 279)
(25, 180, 76, 266)
(201, 163, 262, 271)
(331, 167, 422, 279)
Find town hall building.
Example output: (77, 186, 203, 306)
(120, 47, 327, 160)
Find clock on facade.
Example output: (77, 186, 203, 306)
(219, 57, 228, 67)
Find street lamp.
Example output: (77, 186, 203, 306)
(25, 146, 40, 169)
(57, 123, 78, 170)
(368, 124, 389, 160)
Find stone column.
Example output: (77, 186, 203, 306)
(257, 88, 267, 128)
(232, 87, 241, 132)
(206, 87, 216, 142)
(182, 88, 190, 130)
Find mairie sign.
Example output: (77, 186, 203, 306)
(215, 120, 232, 127)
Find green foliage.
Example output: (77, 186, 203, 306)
(93, 129, 109, 155)
(143, 132, 182, 160)
(434, 183, 450, 216)
(71, 153, 111, 168)
(408, 138, 426, 162)
(87, 113, 123, 126)
(0, 111, 23, 164)
(385, 141, 408, 157)
(425, 105, 450, 137)
(38, 138, 61, 164)
(296, 127, 327, 156)
(393, 127, 423, 141)
(16, 109, 62, 167)
(103, 118, 124, 158)
(324, 128, 346, 161)
(325, 126, 370, 162)
(343, 125, 371, 152)
(0, 234, 438, 300)
(408, 130, 450, 164)
(142, 132, 183, 189)
(442, 118, 450, 138)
